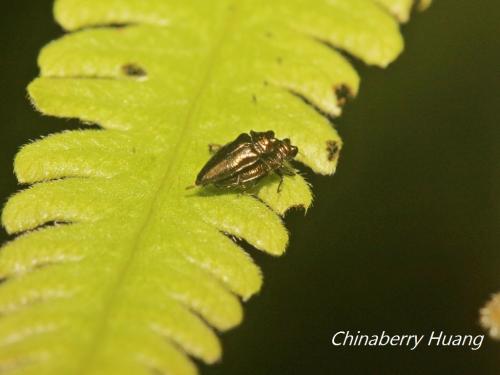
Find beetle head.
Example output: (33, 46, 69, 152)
(284, 139, 298, 157)
(277, 138, 298, 160)
(264, 130, 275, 138)
(251, 130, 277, 154)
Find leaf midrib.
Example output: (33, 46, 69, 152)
(75, 4, 239, 373)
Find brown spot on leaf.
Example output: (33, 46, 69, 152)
(326, 140, 340, 161)
(122, 63, 147, 78)
(334, 84, 353, 107)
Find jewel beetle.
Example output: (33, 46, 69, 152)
(192, 130, 298, 191)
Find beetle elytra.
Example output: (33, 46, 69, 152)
(191, 130, 298, 192)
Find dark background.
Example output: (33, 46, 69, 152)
(1, 1, 499, 374)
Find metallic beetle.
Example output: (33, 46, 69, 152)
(193, 130, 298, 191)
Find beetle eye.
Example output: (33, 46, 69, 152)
(265, 130, 275, 138)
(290, 146, 298, 157)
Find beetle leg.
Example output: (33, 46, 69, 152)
(208, 144, 222, 154)
(214, 173, 245, 190)
(275, 170, 286, 193)
(275, 165, 296, 193)
(236, 175, 256, 191)
(279, 163, 296, 176)
(277, 173, 285, 193)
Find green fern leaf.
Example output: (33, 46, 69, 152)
(1, 1, 428, 374)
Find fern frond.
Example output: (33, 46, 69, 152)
(1, 1, 428, 374)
